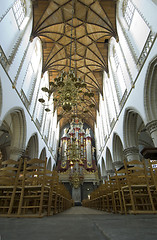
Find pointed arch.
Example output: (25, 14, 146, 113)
(47, 157, 52, 170)
(0, 107, 26, 160)
(112, 133, 124, 164)
(123, 108, 142, 148)
(105, 147, 114, 171)
(144, 55, 157, 122)
(24, 133, 39, 159)
(123, 108, 154, 153)
(39, 147, 47, 160)
(101, 156, 107, 177)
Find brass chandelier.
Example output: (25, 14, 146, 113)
(50, 70, 87, 112)
(66, 138, 84, 167)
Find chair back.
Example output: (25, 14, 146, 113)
(0, 159, 22, 186)
(123, 159, 148, 185)
(148, 159, 157, 190)
(21, 158, 47, 186)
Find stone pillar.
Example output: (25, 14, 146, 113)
(9, 147, 24, 161)
(101, 175, 108, 183)
(113, 161, 123, 170)
(146, 120, 157, 147)
(106, 169, 115, 177)
(72, 187, 81, 205)
(123, 146, 140, 162)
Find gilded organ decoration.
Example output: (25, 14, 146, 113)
(57, 117, 98, 189)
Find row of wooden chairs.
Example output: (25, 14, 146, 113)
(82, 159, 157, 214)
(0, 158, 73, 217)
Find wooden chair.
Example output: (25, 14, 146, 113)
(47, 171, 72, 216)
(58, 183, 73, 212)
(106, 176, 118, 213)
(47, 170, 60, 215)
(0, 158, 22, 216)
(41, 169, 55, 215)
(62, 186, 73, 210)
(55, 182, 64, 213)
(89, 189, 98, 209)
(101, 181, 110, 212)
(97, 184, 105, 211)
(112, 168, 127, 214)
(82, 198, 91, 207)
(88, 186, 101, 210)
(17, 158, 48, 217)
(121, 159, 156, 214)
(86, 178, 116, 213)
(147, 159, 157, 210)
(93, 188, 101, 210)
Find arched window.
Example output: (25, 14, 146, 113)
(94, 124, 100, 158)
(122, 0, 135, 27)
(35, 72, 49, 128)
(44, 117, 51, 142)
(13, 0, 26, 28)
(99, 99, 106, 138)
(0, 0, 27, 60)
(22, 63, 33, 101)
(104, 77, 116, 128)
(122, 0, 150, 59)
(113, 47, 126, 98)
(99, 94, 110, 139)
(97, 113, 103, 149)
(108, 38, 128, 111)
(22, 38, 42, 104)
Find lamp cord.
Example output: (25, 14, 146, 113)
(69, 0, 74, 71)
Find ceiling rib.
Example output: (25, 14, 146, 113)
(32, 0, 117, 130)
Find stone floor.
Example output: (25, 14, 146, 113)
(0, 207, 157, 240)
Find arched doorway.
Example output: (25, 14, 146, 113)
(0, 108, 26, 161)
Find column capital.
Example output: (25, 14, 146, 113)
(123, 146, 140, 161)
(10, 147, 25, 160)
(123, 146, 139, 157)
(101, 175, 108, 183)
(10, 147, 25, 155)
(113, 161, 123, 169)
(146, 120, 157, 134)
(101, 175, 108, 180)
(106, 169, 115, 175)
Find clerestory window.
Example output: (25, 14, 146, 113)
(122, 0, 150, 59)
(123, 0, 135, 27)
(113, 48, 126, 98)
(13, 0, 26, 28)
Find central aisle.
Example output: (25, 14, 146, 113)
(61, 206, 108, 214)
(0, 207, 157, 240)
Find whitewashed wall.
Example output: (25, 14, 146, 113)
(95, 0, 157, 178)
(0, 0, 59, 169)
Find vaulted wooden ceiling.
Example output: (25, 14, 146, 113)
(31, 0, 118, 131)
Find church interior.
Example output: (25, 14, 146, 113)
(0, 0, 157, 239)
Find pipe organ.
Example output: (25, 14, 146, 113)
(58, 118, 95, 171)
(57, 118, 99, 205)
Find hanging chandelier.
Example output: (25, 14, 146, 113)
(66, 138, 84, 167)
(39, 70, 89, 112)
(38, 0, 95, 114)
(51, 70, 87, 112)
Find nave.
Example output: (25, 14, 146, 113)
(0, 206, 157, 240)
(0, 0, 157, 239)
